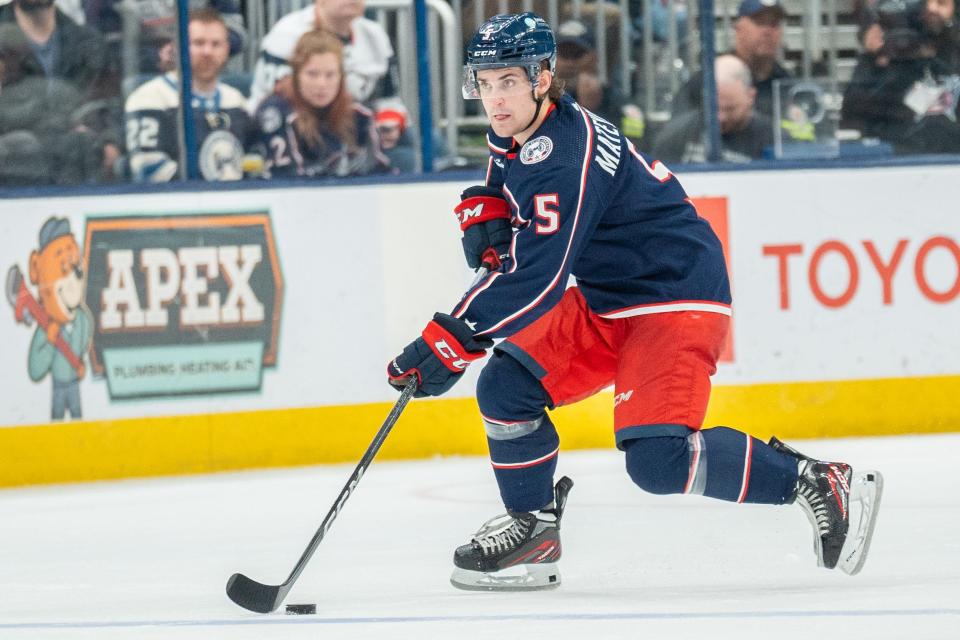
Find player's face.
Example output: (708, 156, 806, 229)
(476, 67, 543, 139)
(734, 10, 783, 63)
(189, 20, 230, 84)
(298, 52, 342, 109)
(717, 81, 755, 134)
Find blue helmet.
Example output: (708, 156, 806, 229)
(463, 13, 557, 99)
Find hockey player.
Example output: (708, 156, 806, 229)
(253, 30, 391, 178)
(124, 8, 251, 182)
(247, 0, 393, 113)
(386, 13, 883, 591)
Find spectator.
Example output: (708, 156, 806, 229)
(554, 19, 646, 144)
(253, 29, 390, 179)
(858, 0, 960, 72)
(653, 54, 773, 163)
(373, 96, 415, 172)
(123, 8, 251, 181)
(80, 0, 247, 75)
(924, 0, 960, 69)
(248, 0, 393, 113)
(0, 23, 100, 185)
(0, 0, 113, 99)
(671, 0, 792, 118)
(842, 0, 960, 154)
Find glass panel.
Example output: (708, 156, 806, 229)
(832, 0, 960, 158)
(772, 78, 840, 159)
(0, 0, 124, 186)
(121, 2, 257, 183)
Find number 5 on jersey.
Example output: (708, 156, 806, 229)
(534, 194, 560, 235)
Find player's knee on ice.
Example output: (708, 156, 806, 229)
(623, 436, 690, 495)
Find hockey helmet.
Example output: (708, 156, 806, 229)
(463, 13, 557, 99)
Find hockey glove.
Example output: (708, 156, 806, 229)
(387, 313, 493, 398)
(454, 185, 514, 270)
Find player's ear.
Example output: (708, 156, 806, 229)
(535, 69, 553, 99)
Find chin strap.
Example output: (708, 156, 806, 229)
(521, 91, 546, 134)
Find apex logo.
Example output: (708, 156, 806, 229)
(100, 245, 263, 330)
(82, 213, 284, 398)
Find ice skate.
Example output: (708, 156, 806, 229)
(450, 476, 573, 591)
(770, 437, 883, 575)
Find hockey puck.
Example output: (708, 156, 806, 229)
(285, 604, 317, 615)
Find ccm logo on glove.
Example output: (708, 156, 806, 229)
(422, 320, 485, 371)
(386, 313, 493, 397)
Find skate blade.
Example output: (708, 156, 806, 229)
(838, 470, 884, 576)
(450, 563, 561, 592)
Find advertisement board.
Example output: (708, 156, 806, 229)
(0, 165, 957, 485)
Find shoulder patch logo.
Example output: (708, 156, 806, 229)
(520, 136, 553, 165)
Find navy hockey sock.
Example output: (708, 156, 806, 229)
(477, 352, 558, 512)
(623, 427, 799, 504)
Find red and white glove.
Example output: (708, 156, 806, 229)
(454, 185, 514, 271)
(387, 313, 493, 397)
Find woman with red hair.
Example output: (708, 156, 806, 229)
(254, 29, 391, 178)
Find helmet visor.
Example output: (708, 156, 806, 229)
(462, 65, 537, 100)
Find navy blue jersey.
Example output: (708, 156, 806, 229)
(124, 74, 251, 181)
(453, 94, 731, 339)
(254, 94, 391, 178)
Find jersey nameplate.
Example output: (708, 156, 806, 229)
(520, 136, 553, 165)
(587, 110, 622, 177)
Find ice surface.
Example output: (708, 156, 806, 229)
(1, 434, 958, 639)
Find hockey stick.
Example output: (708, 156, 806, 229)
(226, 377, 418, 613)
(470, 265, 490, 288)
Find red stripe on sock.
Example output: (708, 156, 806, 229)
(736, 435, 753, 503)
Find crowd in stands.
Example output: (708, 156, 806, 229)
(2, 0, 960, 188)
(844, 0, 960, 153)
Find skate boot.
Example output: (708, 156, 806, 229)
(450, 476, 573, 591)
(771, 437, 883, 575)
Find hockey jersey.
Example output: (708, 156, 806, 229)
(453, 94, 732, 339)
(254, 93, 391, 178)
(124, 74, 251, 181)
(247, 8, 393, 112)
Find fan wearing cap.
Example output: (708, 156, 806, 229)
(671, 0, 792, 119)
(373, 97, 416, 172)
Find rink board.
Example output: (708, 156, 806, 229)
(0, 164, 958, 486)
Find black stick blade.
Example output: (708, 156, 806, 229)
(226, 572, 284, 613)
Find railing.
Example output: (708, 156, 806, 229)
(236, 0, 868, 163)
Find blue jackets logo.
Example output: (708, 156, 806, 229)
(520, 136, 553, 165)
